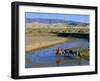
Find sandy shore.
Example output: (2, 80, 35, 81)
(25, 33, 79, 54)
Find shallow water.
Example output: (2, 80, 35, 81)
(25, 38, 89, 68)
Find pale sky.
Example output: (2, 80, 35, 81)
(25, 12, 89, 23)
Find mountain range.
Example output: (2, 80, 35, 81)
(26, 18, 89, 26)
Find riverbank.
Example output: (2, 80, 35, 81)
(80, 48, 89, 60)
(25, 33, 79, 54)
(68, 47, 89, 60)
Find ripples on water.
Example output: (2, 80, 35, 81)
(25, 39, 89, 68)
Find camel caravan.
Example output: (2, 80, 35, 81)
(55, 48, 81, 57)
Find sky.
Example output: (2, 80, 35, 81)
(25, 12, 89, 23)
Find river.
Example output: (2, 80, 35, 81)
(25, 38, 89, 68)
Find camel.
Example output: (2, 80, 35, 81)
(55, 48, 81, 57)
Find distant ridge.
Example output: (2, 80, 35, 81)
(26, 18, 89, 26)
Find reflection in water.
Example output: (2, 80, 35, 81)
(25, 39, 89, 68)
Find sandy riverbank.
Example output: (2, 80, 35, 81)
(25, 33, 79, 54)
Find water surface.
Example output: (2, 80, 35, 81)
(25, 38, 89, 68)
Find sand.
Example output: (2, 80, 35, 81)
(25, 33, 79, 53)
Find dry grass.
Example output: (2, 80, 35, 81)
(68, 47, 89, 60)
(26, 27, 89, 34)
